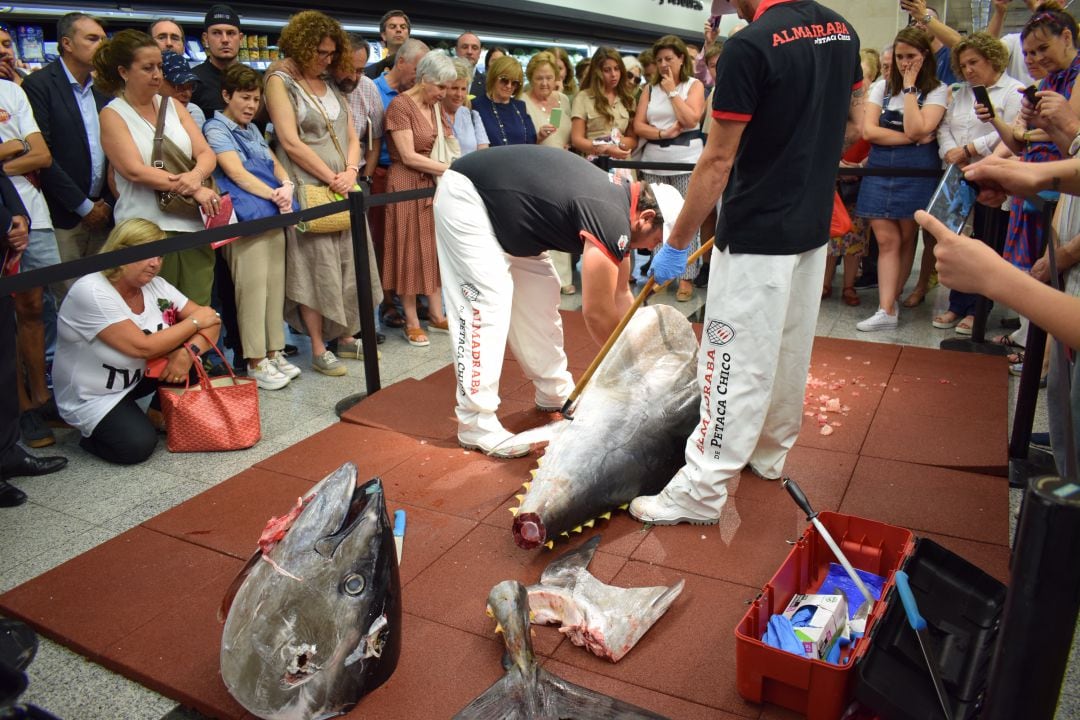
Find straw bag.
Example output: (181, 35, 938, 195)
(152, 98, 217, 219)
(429, 107, 460, 184)
(158, 343, 261, 453)
(294, 79, 353, 234)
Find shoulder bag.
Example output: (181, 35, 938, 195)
(205, 117, 296, 222)
(429, 106, 461, 184)
(152, 97, 217, 220)
(158, 341, 261, 453)
(291, 79, 354, 234)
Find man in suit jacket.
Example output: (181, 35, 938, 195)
(456, 32, 486, 99)
(22, 12, 111, 297)
(0, 174, 67, 507)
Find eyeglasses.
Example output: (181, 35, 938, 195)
(497, 76, 521, 89)
(316, 49, 338, 60)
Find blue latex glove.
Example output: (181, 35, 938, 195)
(763, 615, 807, 657)
(648, 243, 690, 285)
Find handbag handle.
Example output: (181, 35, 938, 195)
(290, 74, 348, 170)
(151, 96, 169, 170)
(178, 339, 243, 391)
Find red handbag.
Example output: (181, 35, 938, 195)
(158, 343, 261, 453)
(829, 190, 853, 238)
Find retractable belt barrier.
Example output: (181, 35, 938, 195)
(599, 157, 944, 179)
(0, 186, 436, 297)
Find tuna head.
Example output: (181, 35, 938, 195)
(513, 305, 700, 549)
(220, 462, 402, 720)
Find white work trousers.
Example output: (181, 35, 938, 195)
(665, 243, 827, 515)
(433, 169, 575, 442)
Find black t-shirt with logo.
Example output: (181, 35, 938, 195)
(711, 0, 862, 255)
(449, 145, 632, 263)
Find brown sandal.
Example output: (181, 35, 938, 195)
(403, 327, 430, 347)
(822, 285, 833, 300)
(842, 286, 860, 306)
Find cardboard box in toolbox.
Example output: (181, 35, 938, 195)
(734, 511, 914, 720)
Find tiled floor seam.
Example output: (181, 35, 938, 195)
(400, 609, 569, 658)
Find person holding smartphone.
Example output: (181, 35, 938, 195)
(934, 32, 1024, 334)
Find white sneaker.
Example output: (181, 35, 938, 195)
(629, 489, 719, 526)
(458, 429, 531, 459)
(251, 358, 290, 390)
(269, 352, 301, 379)
(856, 307, 898, 332)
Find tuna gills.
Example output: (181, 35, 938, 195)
(220, 462, 402, 720)
(453, 580, 669, 720)
(512, 304, 699, 549)
(527, 536, 684, 662)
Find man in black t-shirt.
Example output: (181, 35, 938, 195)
(630, 0, 864, 526)
(434, 146, 684, 458)
(191, 5, 242, 118)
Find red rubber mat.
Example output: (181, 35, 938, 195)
(0, 327, 1012, 719)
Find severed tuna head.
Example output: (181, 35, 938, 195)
(512, 305, 699, 549)
(220, 462, 401, 720)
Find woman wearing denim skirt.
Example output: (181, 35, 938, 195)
(855, 27, 947, 332)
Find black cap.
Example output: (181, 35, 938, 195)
(204, 4, 240, 32)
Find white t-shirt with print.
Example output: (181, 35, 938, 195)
(54, 273, 188, 436)
(0, 80, 51, 229)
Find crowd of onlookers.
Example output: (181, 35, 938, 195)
(0, 0, 1074, 497)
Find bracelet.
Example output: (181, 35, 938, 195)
(346, 164, 360, 173)
(191, 317, 200, 329)
(657, 127, 661, 140)
(281, 179, 294, 186)
(962, 145, 972, 159)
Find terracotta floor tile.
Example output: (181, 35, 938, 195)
(340, 378, 459, 440)
(861, 411, 1007, 475)
(894, 345, 1008, 385)
(339, 613, 506, 719)
(483, 492, 652, 558)
(403, 523, 625, 657)
(100, 560, 247, 720)
(388, 502, 477, 587)
(630, 496, 805, 591)
(255, 423, 420, 482)
(839, 457, 1009, 546)
(797, 366, 891, 454)
(550, 561, 762, 717)
(917, 531, 1012, 585)
(758, 705, 808, 719)
(877, 374, 1008, 422)
(0, 528, 236, 659)
(809, 337, 902, 372)
(729, 446, 858, 514)
(543, 658, 749, 720)
(143, 467, 314, 560)
(379, 441, 534, 522)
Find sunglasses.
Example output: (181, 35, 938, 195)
(497, 76, 521, 89)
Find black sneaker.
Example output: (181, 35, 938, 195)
(282, 343, 299, 357)
(853, 274, 878, 289)
(19, 408, 55, 449)
(693, 268, 709, 288)
(1030, 432, 1051, 449)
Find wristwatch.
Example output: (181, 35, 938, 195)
(14, 139, 30, 157)
(189, 343, 203, 356)
(922, 11, 933, 24)
(667, 90, 679, 99)
(902, 86, 919, 95)
(1068, 129, 1080, 157)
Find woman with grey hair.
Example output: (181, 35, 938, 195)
(444, 56, 489, 155)
(384, 50, 457, 346)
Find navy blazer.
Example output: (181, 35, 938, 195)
(22, 60, 112, 231)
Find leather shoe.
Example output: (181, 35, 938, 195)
(0, 480, 27, 507)
(2, 453, 68, 479)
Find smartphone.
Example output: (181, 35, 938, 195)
(709, 14, 722, 30)
(1023, 85, 1039, 105)
(971, 85, 994, 119)
(925, 163, 978, 233)
(549, 107, 562, 127)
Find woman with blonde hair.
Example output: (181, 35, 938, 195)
(547, 47, 577, 97)
(473, 55, 536, 147)
(524, 51, 571, 149)
(53, 219, 221, 464)
(265, 10, 375, 377)
(633, 34, 705, 302)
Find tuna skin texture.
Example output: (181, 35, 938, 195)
(513, 304, 700, 549)
(220, 462, 402, 720)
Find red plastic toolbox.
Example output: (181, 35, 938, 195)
(734, 511, 916, 720)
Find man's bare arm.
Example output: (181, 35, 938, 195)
(844, 85, 866, 152)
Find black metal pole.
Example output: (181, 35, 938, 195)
(983, 475, 1080, 720)
(335, 187, 381, 417)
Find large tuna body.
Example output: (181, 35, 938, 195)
(220, 463, 402, 720)
(512, 304, 700, 549)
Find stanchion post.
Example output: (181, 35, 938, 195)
(335, 187, 381, 417)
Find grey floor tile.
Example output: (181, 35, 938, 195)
(1, 525, 116, 593)
(19, 637, 177, 720)
(0, 503, 97, 574)
(1056, 692, 1080, 720)
(139, 440, 289, 487)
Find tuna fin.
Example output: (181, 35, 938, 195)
(493, 623, 504, 635)
(619, 503, 629, 510)
(218, 548, 262, 623)
(583, 519, 595, 528)
(544, 540, 554, 549)
(509, 507, 519, 517)
(539, 535, 600, 586)
(521, 481, 531, 491)
(515, 494, 525, 503)
(530, 469, 538, 478)
(571, 526, 583, 534)
(599, 512, 612, 520)
(452, 666, 668, 719)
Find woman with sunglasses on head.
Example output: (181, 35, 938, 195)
(472, 55, 537, 147)
(633, 34, 705, 302)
